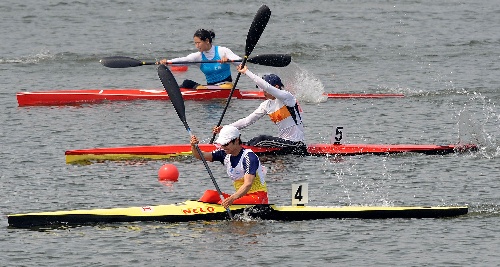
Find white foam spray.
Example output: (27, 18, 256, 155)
(274, 63, 328, 103)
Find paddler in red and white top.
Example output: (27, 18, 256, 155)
(159, 29, 241, 89)
(214, 65, 307, 155)
(190, 125, 268, 208)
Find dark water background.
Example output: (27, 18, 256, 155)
(1, 0, 499, 266)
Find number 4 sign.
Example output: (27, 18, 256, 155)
(291, 183, 308, 206)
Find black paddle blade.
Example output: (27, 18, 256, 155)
(157, 65, 187, 125)
(100, 56, 145, 68)
(248, 54, 291, 67)
(245, 5, 271, 56)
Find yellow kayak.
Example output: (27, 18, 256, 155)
(8, 200, 468, 229)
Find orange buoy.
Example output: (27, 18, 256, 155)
(158, 164, 179, 182)
(170, 65, 188, 72)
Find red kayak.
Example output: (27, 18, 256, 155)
(16, 87, 404, 106)
(65, 143, 477, 164)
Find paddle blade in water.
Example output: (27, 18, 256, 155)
(157, 65, 187, 125)
(100, 56, 145, 68)
(245, 5, 271, 56)
(248, 54, 291, 67)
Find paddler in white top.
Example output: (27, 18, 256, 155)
(190, 125, 268, 209)
(214, 65, 307, 155)
(159, 29, 241, 89)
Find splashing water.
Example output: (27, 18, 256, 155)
(0, 49, 54, 64)
(320, 156, 394, 206)
(276, 63, 328, 103)
(455, 91, 500, 158)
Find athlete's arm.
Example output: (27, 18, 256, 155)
(245, 69, 296, 106)
(221, 173, 254, 208)
(218, 46, 242, 61)
(190, 135, 213, 161)
(169, 52, 203, 64)
(221, 152, 259, 208)
(229, 102, 267, 129)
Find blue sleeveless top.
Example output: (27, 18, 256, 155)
(200, 46, 232, 84)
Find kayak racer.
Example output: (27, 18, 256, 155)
(159, 29, 241, 89)
(214, 64, 307, 155)
(190, 125, 268, 208)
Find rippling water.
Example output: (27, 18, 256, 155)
(1, 0, 499, 266)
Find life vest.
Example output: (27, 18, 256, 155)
(264, 99, 305, 141)
(223, 149, 267, 194)
(200, 46, 232, 84)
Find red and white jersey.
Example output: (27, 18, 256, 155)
(230, 70, 305, 142)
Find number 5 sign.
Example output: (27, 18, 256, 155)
(291, 183, 308, 206)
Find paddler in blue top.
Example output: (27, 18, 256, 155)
(159, 29, 241, 89)
(190, 125, 268, 209)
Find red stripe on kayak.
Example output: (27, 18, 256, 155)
(17, 89, 405, 106)
(65, 143, 476, 156)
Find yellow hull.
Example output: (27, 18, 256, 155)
(65, 152, 188, 164)
(8, 200, 468, 229)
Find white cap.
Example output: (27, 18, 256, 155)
(215, 125, 240, 145)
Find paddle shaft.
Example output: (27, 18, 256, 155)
(127, 59, 250, 66)
(169, 59, 244, 65)
(209, 5, 271, 143)
(186, 129, 231, 216)
(209, 57, 247, 144)
(167, 54, 290, 66)
(101, 53, 289, 68)
(157, 65, 233, 219)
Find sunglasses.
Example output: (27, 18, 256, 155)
(221, 139, 236, 147)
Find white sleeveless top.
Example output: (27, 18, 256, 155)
(223, 149, 267, 193)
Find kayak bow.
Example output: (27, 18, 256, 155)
(7, 200, 468, 228)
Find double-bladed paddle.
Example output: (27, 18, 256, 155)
(157, 64, 233, 219)
(209, 4, 272, 143)
(100, 54, 290, 68)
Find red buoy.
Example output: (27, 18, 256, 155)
(158, 164, 179, 182)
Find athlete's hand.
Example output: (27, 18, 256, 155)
(236, 64, 248, 74)
(221, 195, 235, 209)
(190, 135, 199, 145)
(212, 126, 223, 134)
(220, 56, 228, 63)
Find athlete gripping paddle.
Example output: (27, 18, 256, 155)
(214, 65, 307, 155)
(159, 29, 241, 89)
(190, 125, 269, 209)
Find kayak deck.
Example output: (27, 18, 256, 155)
(64, 143, 478, 164)
(16, 88, 243, 106)
(7, 200, 468, 228)
(16, 88, 404, 106)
